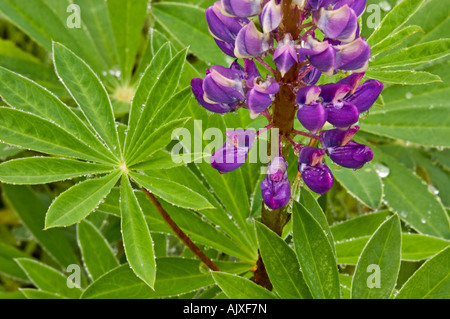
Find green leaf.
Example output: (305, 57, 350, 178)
(0, 107, 115, 163)
(19, 288, 65, 300)
(365, 70, 441, 85)
(370, 25, 424, 57)
(20, 289, 65, 299)
(0, 243, 29, 281)
(331, 211, 391, 242)
(151, 2, 227, 65)
(212, 272, 277, 299)
(299, 188, 336, 254)
(256, 222, 312, 299)
(45, 171, 121, 228)
(76, 220, 119, 281)
(2, 185, 79, 267)
(125, 48, 188, 158)
(329, 163, 383, 209)
(82, 258, 214, 299)
(373, 149, 450, 239)
(395, 246, 450, 299)
(0, 142, 21, 160)
(292, 202, 340, 299)
(127, 117, 191, 166)
(15, 258, 82, 299)
(0, 157, 114, 184)
(129, 172, 214, 211)
(120, 176, 156, 288)
(107, 0, 148, 81)
(0, 66, 116, 163)
(370, 39, 450, 69)
(367, 0, 426, 46)
(53, 42, 121, 157)
(126, 43, 172, 146)
(351, 215, 401, 299)
(130, 150, 206, 170)
(336, 234, 449, 265)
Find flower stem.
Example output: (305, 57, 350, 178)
(255, 56, 276, 76)
(141, 188, 221, 272)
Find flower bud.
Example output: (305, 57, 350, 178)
(221, 0, 263, 17)
(215, 39, 237, 57)
(191, 77, 239, 113)
(273, 35, 299, 77)
(301, 164, 334, 194)
(319, 83, 352, 103)
(203, 65, 245, 105)
(337, 72, 365, 91)
(299, 36, 337, 75)
(301, 67, 322, 85)
(299, 147, 326, 168)
(314, 5, 359, 43)
(328, 141, 373, 169)
(334, 0, 366, 17)
(319, 126, 359, 149)
(335, 37, 371, 73)
(345, 79, 383, 113)
(246, 77, 279, 117)
(326, 101, 360, 128)
(261, 156, 291, 210)
(211, 129, 256, 173)
(234, 21, 272, 58)
(206, 2, 249, 44)
(260, 0, 283, 33)
(296, 85, 321, 105)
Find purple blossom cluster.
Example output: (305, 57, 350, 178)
(191, 0, 383, 210)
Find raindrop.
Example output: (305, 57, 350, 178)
(428, 184, 439, 195)
(379, 1, 392, 11)
(374, 163, 390, 178)
(420, 218, 427, 224)
(405, 92, 413, 99)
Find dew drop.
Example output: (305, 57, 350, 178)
(405, 92, 413, 99)
(421, 218, 427, 224)
(428, 184, 439, 195)
(374, 163, 390, 178)
(379, 1, 392, 11)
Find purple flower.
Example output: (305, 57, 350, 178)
(261, 156, 291, 210)
(314, 4, 359, 43)
(320, 83, 359, 128)
(296, 86, 327, 133)
(260, 0, 283, 33)
(298, 147, 334, 194)
(334, 0, 367, 17)
(234, 20, 273, 58)
(320, 127, 372, 169)
(299, 36, 337, 75)
(328, 141, 373, 169)
(306, 0, 339, 11)
(206, 2, 249, 44)
(273, 34, 299, 77)
(191, 77, 239, 113)
(335, 37, 371, 73)
(246, 76, 279, 117)
(214, 39, 237, 58)
(221, 0, 263, 17)
(344, 79, 383, 113)
(203, 64, 245, 105)
(211, 129, 256, 173)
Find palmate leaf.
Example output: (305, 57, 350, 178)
(365, 70, 441, 86)
(151, 2, 227, 65)
(370, 25, 424, 57)
(76, 220, 119, 281)
(82, 258, 215, 299)
(367, 0, 426, 46)
(292, 202, 340, 299)
(120, 176, 156, 288)
(0, 243, 29, 281)
(15, 258, 82, 299)
(256, 222, 312, 299)
(395, 246, 450, 299)
(125, 48, 188, 159)
(45, 171, 121, 229)
(106, 0, 149, 82)
(0, 66, 117, 163)
(53, 42, 121, 158)
(212, 272, 277, 299)
(0, 157, 114, 185)
(351, 215, 401, 299)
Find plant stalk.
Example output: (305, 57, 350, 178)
(142, 188, 221, 272)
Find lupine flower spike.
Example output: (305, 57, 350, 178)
(192, 0, 382, 210)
